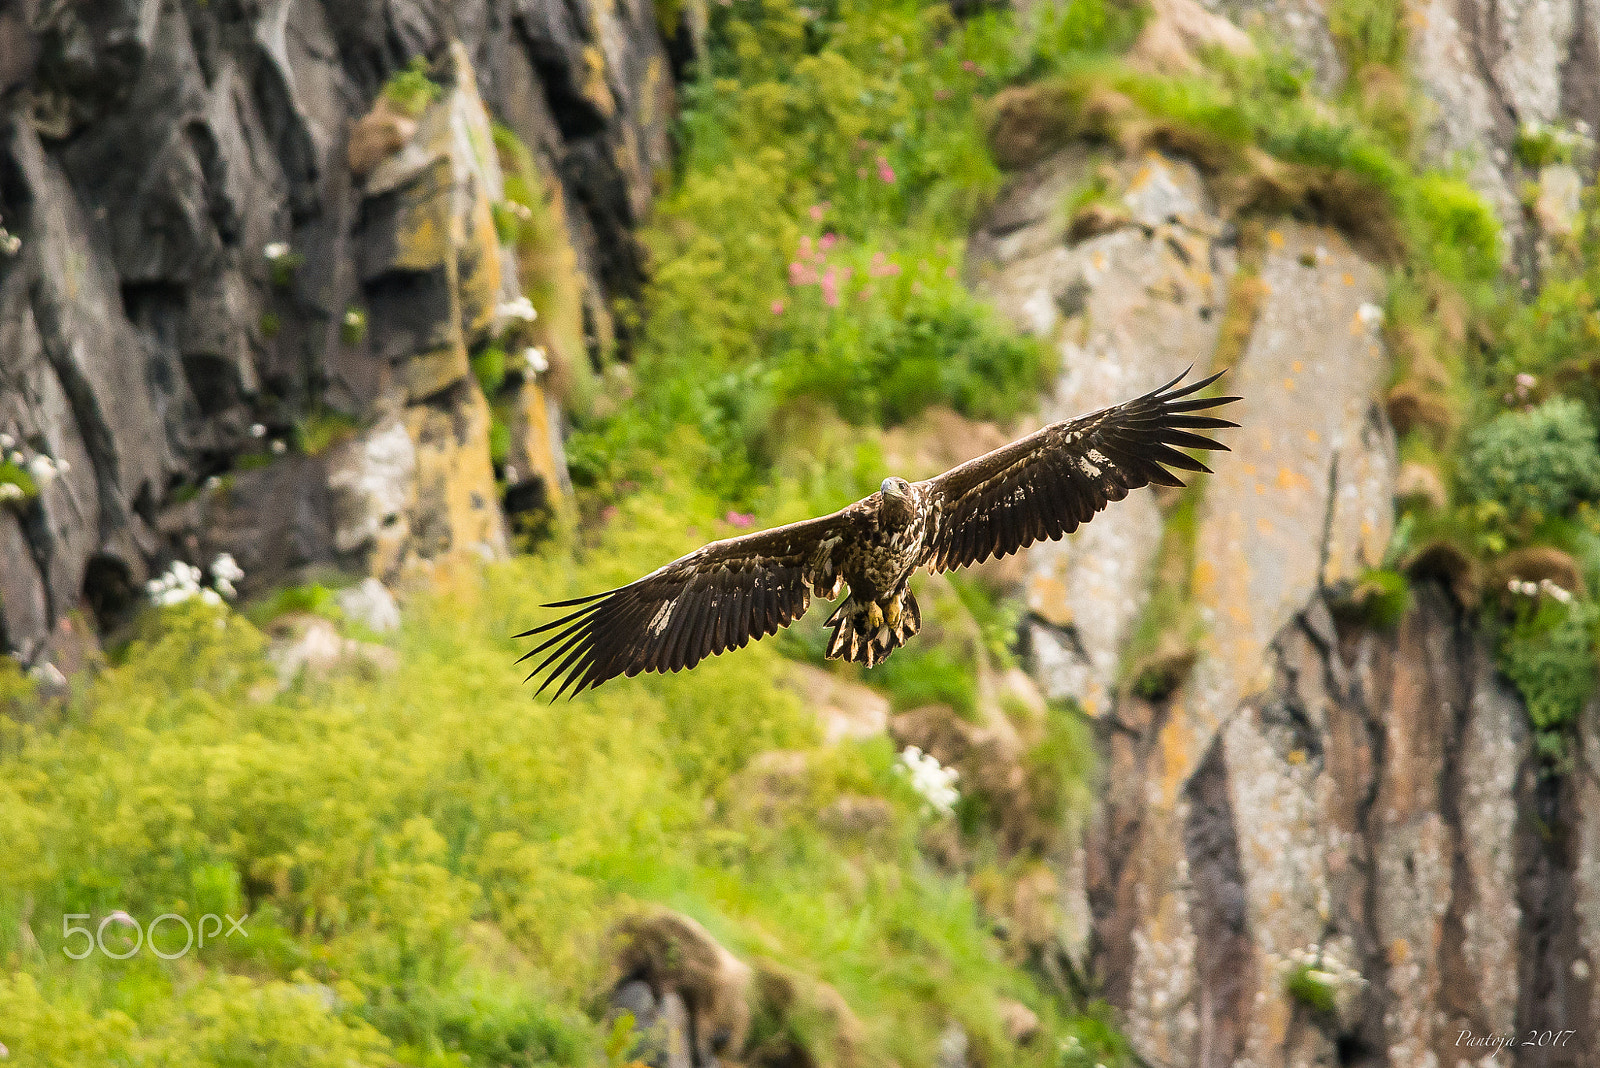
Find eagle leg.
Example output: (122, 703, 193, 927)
(824, 588, 922, 667)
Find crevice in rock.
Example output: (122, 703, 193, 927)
(1513, 764, 1594, 1065)
(81, 552, 138, 635)
(1183, 734, 1255, 1068)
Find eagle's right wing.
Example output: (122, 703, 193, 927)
(516, 506, 868, 699)
(918, 369, 1239, 572)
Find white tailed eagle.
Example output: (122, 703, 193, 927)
(519, 369, 1238, 698)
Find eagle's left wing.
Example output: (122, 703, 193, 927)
(918, 369, 1239, 573)
(516, 506, 867, 699)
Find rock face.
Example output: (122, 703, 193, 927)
(0, 0, 678, 663)
(974, 133, 1595, 1066)
(1222, 0, 1600, 257)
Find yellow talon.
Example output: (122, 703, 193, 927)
(866, 601, 884, 629)
(885, 598, 902, 629)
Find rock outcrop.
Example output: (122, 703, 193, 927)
(974, 128, 1595, 1065)
(0, 0, 678, 665)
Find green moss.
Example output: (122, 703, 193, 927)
(471, 345, 508, 397)
(1286, 962, 1339, 1014)
(383, 57, 442, 119)
(259, 311, 282, 339)
(1336, 568, 1412, 630)
(296, 409, 360, 457)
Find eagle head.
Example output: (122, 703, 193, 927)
(879, 476, 915, 525)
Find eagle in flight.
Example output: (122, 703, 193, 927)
(519, 369, 1238, 698)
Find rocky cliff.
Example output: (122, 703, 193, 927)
(973, 3, 1600, 1059)
(0, 0, 680, 665)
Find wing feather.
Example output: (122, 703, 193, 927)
(517, 508, 866, 698)
(918, 369, 1238, 573)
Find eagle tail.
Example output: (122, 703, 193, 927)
(824, 588, 921, 668)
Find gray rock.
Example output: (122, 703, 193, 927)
(336, 577, 401, 633)
(0, 0, 666, 655)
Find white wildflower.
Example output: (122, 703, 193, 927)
(896, 745, 960, 817)
(250, 422, 267, 438)
(26, 454, 56, 485)
(270, 439, 287, 455)
(0, 483, 22, 503)
(210, 553, 244, 600)
(0, 229, 19, 256)
(146, 560, 217, 607)
(522, 345, 548, 375)
(0, 433, 12, 449)
(263, 241, 290, 262)
(1356, 303, 1384, 327)
(495, 296, 538, 325)
(1540, 577, 1573, 604)
(1287, 944, 1367, 991)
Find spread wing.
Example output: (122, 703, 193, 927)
(516, 507, 867, 699)
(918, 368, 1239, 572)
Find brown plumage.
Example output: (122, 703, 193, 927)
(518, 368, 1239, 698)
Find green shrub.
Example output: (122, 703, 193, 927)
(1466, 396, 1600, 529)
(1498, 597, 1599, 763)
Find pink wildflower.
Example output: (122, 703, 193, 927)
(809, 202, 829, 222)
(821, 267, 840, 307)
(934, 88, 951, 102)
(945, 265, 958, 279)
(726, 511, 755, 528)
(961, 60, 985, 76)
(877, 156, 896, 184)
(798, 234, 814, 259)
(771, 299, 785, 315)
(819, 232, 838, 253)
(789, 261, 817, 286)
(1516, 372, 1537, 390)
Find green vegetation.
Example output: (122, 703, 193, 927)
(1465, 397, 1600, 542)
(1285, 962, 1339, 1014)
(341, 306, 369, 346)
(0, 458, 38, 504)
(566, 0, 1068, 500)
(296, 409, 361, 457)
(0, 474, 1080, 1064)
(492, 123, 597, 413)
(383, 57, 443, 118)
(1498, 598, 1600, 764)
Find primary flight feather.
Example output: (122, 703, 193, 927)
(518, 368, 1239, 698)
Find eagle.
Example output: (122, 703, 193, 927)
(519, 369, 1238, 698)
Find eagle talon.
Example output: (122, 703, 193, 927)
(866, 601, 884, 629)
